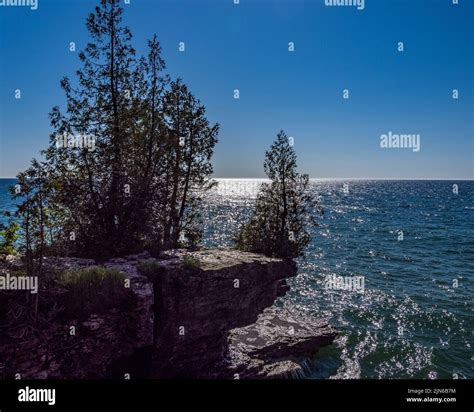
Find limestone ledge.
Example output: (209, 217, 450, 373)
(0, 249, 336, 379)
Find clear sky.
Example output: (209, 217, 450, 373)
(0, 0, 473, 179)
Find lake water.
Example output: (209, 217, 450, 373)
(201, 179, 473, 379)
(1, 178, 473, 379)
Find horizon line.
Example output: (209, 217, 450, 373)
(210, 177, 474, 181)
(1, 176, 473, 181)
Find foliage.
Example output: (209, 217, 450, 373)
(136, 260, 163, 281)
(182, 255, 201, 269)
(59, 267, 129, 319)
(12, 0, 218, 261)
(0, 221, 19, 255)
(236, 131, 320, 259)
(8, 160, 59, 314)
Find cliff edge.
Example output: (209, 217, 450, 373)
(0, 249, 336, 379)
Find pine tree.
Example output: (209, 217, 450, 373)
(236, 130, 319, 258)
(44, 0, 140, 257)
(13, 0, 219, 259)
(160, 79, 219, 248)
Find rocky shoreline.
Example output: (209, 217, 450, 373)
(0, 249, 336, 379)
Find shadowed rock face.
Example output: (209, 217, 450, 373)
(107, 249, 336, 378)
(0, 253, 154, 379)
(0, 249, 336, 379)
(147, 249, 298, 377)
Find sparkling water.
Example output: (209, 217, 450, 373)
(1, 178, 472, 379)
(201, 179, 473, 379)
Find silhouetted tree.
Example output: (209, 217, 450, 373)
(14, 0, 218, 260)
(43, 0, 140, 257)
(11, 160, 54, 314)
(160, 79, 219, 249)
(236, 131, 318, 258)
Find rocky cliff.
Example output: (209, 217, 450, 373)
(0, 249, 336, 379)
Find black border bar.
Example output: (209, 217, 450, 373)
(0, 379, 471, 411)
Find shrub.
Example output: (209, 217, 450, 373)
(59, 267, 130, 319)
(0, 222, 19, 256)
(136, 260, 164, 281)
(182, 255, 201, 269)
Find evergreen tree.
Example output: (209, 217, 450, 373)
(11, 160, 54, 314)
(160, 79, 219, 249)
(45, 0, 140, 257)
(236, 131, 319, 258)
(13, 0, 218, 259)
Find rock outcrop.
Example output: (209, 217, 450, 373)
(0, 253, 154, 379)
(147, 249, 299, 377)
(227, 307, 336, 378)
(0, 249, 336, 379)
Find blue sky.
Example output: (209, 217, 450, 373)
(0, 0, 473, 179)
